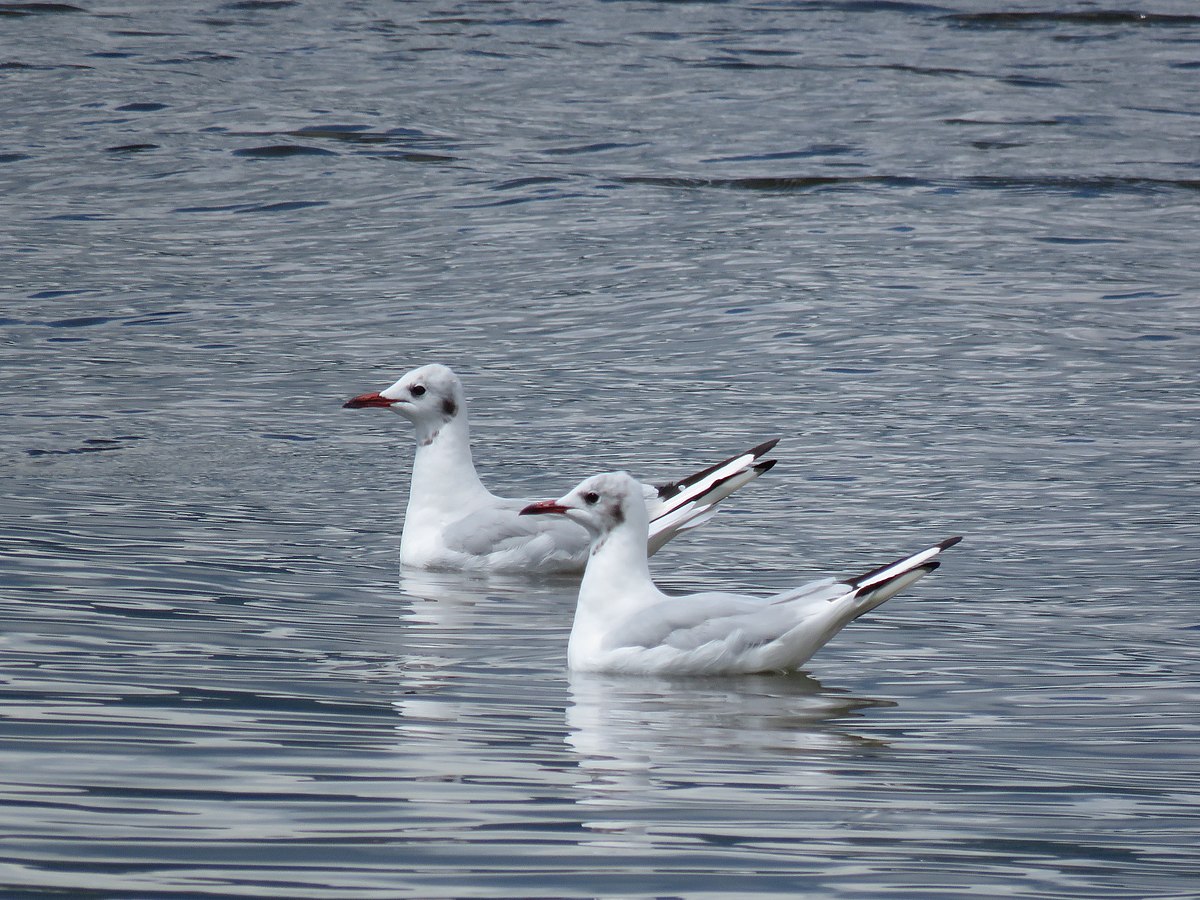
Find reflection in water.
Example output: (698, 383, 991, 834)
(396, 566, 575, 666)
(393, 568, 505, 716)
(398, 567, 501, 632)
(392, 566, 571, 731)
(566, 671, 894, 819)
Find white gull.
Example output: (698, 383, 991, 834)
(344, 364, 777, 573)
(521, 471, 961, 674)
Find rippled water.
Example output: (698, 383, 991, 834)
(3, 1, 1199, 897)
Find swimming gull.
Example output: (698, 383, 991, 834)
(344, 364, 777, 573)
(521, 470, 961, 673)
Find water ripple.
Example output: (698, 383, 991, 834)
(2, 0, 1198, 895)
(618, 173, 1200, 195)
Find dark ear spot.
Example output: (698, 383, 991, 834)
(610, 501, 624, 526)
(442, 398, 458, 418)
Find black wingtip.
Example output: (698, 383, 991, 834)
(657, 438, 781, 499)
(844, 537, 960, 591)
(754, 459, 777, 474)
(750, 437, 781, 457)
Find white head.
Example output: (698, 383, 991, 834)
(520, 471, 647, 540)
(344, 364, 466, 443)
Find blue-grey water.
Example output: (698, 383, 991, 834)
(2, 1, 1199, 897)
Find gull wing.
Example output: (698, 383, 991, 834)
(441, 501, 590, 560)
(645, 438, 778, 555)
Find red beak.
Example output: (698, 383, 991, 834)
(343, 391, 396, 410)
(519, 500, 570, 516)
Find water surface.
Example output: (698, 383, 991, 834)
(2, 1, 1199, 897)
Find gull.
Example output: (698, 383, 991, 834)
(343, 364, 777, 573)
(521, 471, 961, 674)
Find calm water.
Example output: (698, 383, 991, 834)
(2, 0, 1199, 897)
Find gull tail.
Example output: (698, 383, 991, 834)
(645, 438, 779, 555)
(756, 536, 962, 674)
(843, 535, 963, 620)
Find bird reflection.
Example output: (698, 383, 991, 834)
(566, 671, 894, 815)
(392, 567, 573, 722)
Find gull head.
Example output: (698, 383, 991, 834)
(520, 471, 643, 537)
(343, 364, 465, 429)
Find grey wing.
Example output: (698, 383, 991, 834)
(441, 500, 590, 558)
(768, 576, 850, 608)
(602, 592, 790, 653)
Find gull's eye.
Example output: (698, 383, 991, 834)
(583, 491, 600, 505)
(410, 384, 426, 397)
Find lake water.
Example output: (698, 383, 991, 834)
(2, 0, 1199, 897)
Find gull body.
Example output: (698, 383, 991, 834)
(521, 471, 961, 674)
(344, 364, 777, 573)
